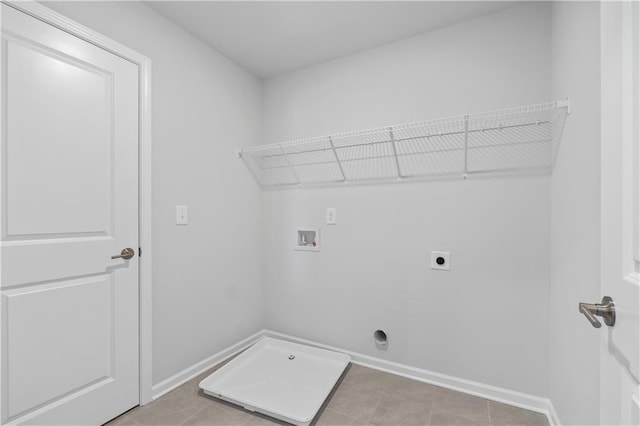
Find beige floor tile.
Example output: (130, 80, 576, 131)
(381, 375, 444, 405)
(120, 364, 546, 426)
(431, 390, 490, 424)
(341, 364, 398, 392)
(127, 387, 210, 425)
(488, 401, 549, 426)
(369, 394, 431, 426)
(315, 409, 368, 425)
(180, 402, 250, 426)
(326, 381, 382, 421)
(429, 410, 489, 426)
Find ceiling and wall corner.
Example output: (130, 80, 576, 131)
(145, 1, 520, 78)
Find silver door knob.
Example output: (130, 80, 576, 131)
(111, 248, 135, 260)
(578, 296, 615, 328)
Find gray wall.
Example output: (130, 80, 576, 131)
(42, 4, 607, 419)
(261, 3, 552, 397)
(46, 1, 265, 386)
(550, 2, 601, 424)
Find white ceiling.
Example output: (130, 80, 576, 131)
(147, 1, 519, 78)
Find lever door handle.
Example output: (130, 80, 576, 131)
(578, 296, 615, 328)
(111, 248, 135, 260)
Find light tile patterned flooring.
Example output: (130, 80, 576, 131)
(107, 363, 549, 426)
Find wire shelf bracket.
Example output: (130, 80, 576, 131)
(239, 99, 571, 189)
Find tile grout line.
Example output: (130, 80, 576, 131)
(430, 391, 493, 425)
(426, 401, 434, 426)
(323, 408, 366, 425)
(178, 403, 211, 426)
(376, 388, 453, 425)
(323, 384, 384, 425)
(365, 391, 384, 425)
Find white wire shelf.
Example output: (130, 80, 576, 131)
(239, 100, 570, 189)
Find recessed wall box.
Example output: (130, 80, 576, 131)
(295, 229, 320, 252)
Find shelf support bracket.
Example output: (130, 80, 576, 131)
(237, 152, 265, 189)
(557, 98, 571, 114)
(280, 145, 300, 185)
(328, 137, 347, 182)
(389, 128, 403, 179)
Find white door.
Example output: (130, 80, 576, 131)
(599, 1, 640, 425)
(0, 3, 140, 425)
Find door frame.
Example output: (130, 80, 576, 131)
(600, 1, 640, 424)
(0, 0, 154, 408)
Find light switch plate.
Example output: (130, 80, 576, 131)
(176, 205, 188, 225)
(326, 208, 336, 225)
(431, 251, 450, 270)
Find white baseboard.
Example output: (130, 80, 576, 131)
(150, 329, 559, 426)
(262, 330, 559, 426)
(547, 402, 561, 426)
(150, 330, 264, 400)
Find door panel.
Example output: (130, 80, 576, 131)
(3, 276, 113, 418)
(4, 38, 113, 237)
(1, 3, 140, 424)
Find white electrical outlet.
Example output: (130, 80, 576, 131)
(431, 251, 451, 270)
(176, 205, 188, 225)
(326, 208, 336, 225)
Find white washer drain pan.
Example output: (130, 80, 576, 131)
(199, 337, 350, 426)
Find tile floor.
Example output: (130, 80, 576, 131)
(107, 363, 549, 426)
